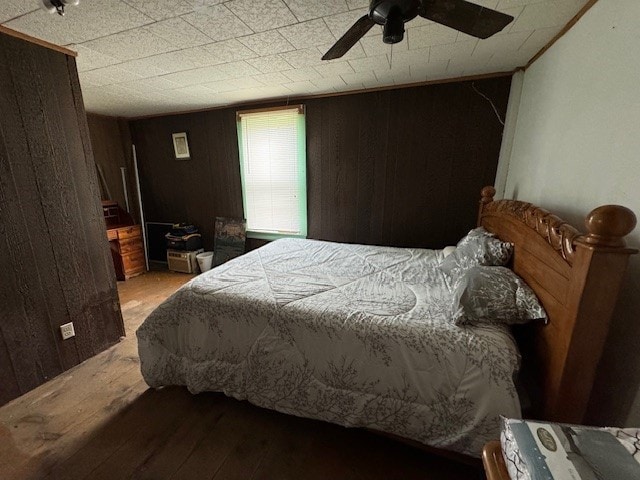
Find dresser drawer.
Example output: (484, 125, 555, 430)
(122, 250, 145, 273)
(117, 225, 142, 240)
(118, 238, 143, 254)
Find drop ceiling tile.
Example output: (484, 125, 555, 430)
(312, 76, 346, 91)
(144, 17, 213, 48)
(227, 0, 297, 32)
(359, 35, 408, 58)
(72, 44, 121, 72)
(374, 66, 412, 85)
(122, 0, 198, 21)
(279, 19, 336, 49)
(118, 57, 172, 78)
(447, 51, 493, 73)
(409, 64, 431, 82)
(388, 48, 430, 69)
(200, 39, 258, 64)
(406, 15, 434, 29)
(279, 48, 325, 68)
(238, 31, 295, 57)
(484, 49, 531, 71)
(182, 4, 253, 42)
(80, 66, 143, 87)
(129, 76, 182, 91)
(517, 26, 558, 57)
(317, 41, 367, 62)
(140, 47, 212, 74)
(340, 70, 376, 87)
(202, 77, 265, 93)
(0, 2, 38, 23)
(313, 61, 354, 77)
(171, 60, 261, 85)
(510, 0, 584, 32)
(247, 55, 294, 73)
(82, 28, 176, 62)
(284, 0, 349, 22)
(429, 41, 476, 64)
(171, 84, 218, 99)
(282, 80, 317, 94)
(408, 24, 459, 50)
(282, 67, 323, 82)
(346, 0, 368, 8)
(162, 64, 235, 86)
(472, 30, 533, 57)
(5, 1, 153, 45)
(324, 9, 380, 39)
(252, 72, 291, 86)
(348, 55, 389, 73)
(467, 0, 500, 7)
(497, 0, 564, 8)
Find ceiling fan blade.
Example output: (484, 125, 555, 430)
(419, 0, 514, 39)
(322, 15, 376, 60)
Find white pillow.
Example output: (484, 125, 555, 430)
(442, 246, 456, 258)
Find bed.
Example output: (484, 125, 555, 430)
(137, 187, 636, 458)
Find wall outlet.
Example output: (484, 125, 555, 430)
(60, 322, 75, 340)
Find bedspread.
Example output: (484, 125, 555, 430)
(137, 238, 521, 456)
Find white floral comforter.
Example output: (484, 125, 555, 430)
(137, 238, 521, 456)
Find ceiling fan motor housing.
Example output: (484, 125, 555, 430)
(369, 0, 420, 44)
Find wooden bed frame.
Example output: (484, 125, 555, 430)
(478, 186, 637, 424)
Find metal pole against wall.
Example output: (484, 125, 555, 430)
(120, 166, 130, 212)
(132, 144, 149, 271)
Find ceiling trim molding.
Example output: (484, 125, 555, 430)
(525, 0, 599, 69)
(0, 24, 77, 57)
(125, 70, 516, 121)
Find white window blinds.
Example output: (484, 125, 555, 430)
(237, 106, 307, 239)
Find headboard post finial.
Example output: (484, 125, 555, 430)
(478, 186, 496, 226)
(582, 205, 637, 248)
(480, 186, 496, 205)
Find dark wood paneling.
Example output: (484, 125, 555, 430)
(0, 31, 124, 406)
(130, 76, 511, 250)
(86, 114, 141, 224)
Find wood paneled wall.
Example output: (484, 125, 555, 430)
(130, 76, 511, 250)
(0, 32, 125, 406)
(87, 114, 140, 223)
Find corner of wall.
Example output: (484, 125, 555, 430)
(494, 70, 525, 200)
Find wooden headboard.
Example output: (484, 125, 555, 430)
(477, 186, 637, 424)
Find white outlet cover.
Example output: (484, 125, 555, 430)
(60, 322, 75, 340)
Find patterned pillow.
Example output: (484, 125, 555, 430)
(439, 227, 513, 283)
(451, 266, 547, 326)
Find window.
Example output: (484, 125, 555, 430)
(236, 106, 307, 240)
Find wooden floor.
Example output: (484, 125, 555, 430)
(0, 271, 481, 480)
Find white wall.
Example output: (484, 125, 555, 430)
(500, 0, 640, 426)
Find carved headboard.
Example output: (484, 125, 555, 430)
(477, 186, 637, 423)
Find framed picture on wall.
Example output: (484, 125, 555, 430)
(172, 132, 190, 159)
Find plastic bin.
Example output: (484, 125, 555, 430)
(196, 251, 213, 273)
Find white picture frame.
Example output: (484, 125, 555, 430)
(172, 132, 190, 159)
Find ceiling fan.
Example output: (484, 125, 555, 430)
(322, 0, 514, 60)
(39, 0, 80, 16)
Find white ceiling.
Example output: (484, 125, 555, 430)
(1, 0, 589, 118)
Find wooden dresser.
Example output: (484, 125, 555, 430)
(103, 201, 146, 281)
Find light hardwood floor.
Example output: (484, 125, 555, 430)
(0, 271, 480, 480)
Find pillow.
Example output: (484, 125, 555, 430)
(442, 246, 456, 258)
(451, 266, 547, 326)
(439, 227, 513, 282)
